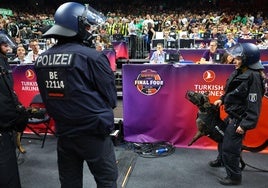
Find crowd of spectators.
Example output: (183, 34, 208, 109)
(1, 0, 268, 62)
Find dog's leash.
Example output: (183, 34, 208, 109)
(241, 139, 268, 172)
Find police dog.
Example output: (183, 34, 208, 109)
(186, 90, 268, 152)
(185, 90, 226, 146)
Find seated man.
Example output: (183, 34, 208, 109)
(199, 40, 222, 64)
(149, 43, 166, 64)
(224, 32, 237, 49)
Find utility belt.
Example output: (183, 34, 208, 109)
(227, 116, 241, 127)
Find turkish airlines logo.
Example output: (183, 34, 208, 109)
(203, 70, 216, 82)
(25, 69, 35, 80)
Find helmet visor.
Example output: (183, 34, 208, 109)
(0, 33, 17, 49)
(86, 5, 106, 25)
(226, 43, 244, 58)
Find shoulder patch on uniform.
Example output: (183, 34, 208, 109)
(248, 93, 257, 102)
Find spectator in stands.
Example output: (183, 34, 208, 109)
(142, 14, 154, 34)
(251, 24, 262, 39)
(210, 26, 220, 39)
(14, 36, 22, 45)
(189, 27, 201, 39)
(13, 44, 29, 64)
(147, 22, 156, 53)
(224, 32, 237, 49)
(95, 42, 104, 51)
(19, 27, 32, 39)
(231, 13, 242, 24)
(260, 30, 268, 48)
(178, 26, 188, 39)
(211, 26, 226, 48)
(199, 40, 221, 64)
(25, 38, 44, 63)
(93, 35, 105, 47)
(153, 15, 162, 32)
(119, 18, 129, 37)
(254, 12, 263, 26)
(44, 39, 55, 50)
(163, 29, 175, 41)
(220, 52, 234, 64)
(239, 25, 253, 39)
(128, 16, 138, 59)
(106, 17, 117, 36)
(225, 24, 238, 35)
(149, 43, 166, 64)
(0, 19, 8, 34)
(170, 20, 178, 33)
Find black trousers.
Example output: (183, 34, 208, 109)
(0, 131, 21, 188)
(57, 135, 118, 188)
(222, 120, 243, 181)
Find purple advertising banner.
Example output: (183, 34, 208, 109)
(11, 64, 40, 106)
(123, 64, 268, 151)
(112, 41, 129, 60)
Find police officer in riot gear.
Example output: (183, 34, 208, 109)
(0, 33, 22, 187)
(34, 2, 118, 188)
(212, 43, 266, 185)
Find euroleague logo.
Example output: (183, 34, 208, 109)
(134, 69, 164, 95)
(25, 69, 35, 80)
(203, 70, 216, 82)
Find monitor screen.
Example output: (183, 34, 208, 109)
(166, 40, 178, 49)
(152, 39, 165, 49)
(200, 32, 211, 39)
(164, 52, 180, 63)
(179, 39, 195, 48)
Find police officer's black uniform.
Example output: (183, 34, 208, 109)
(34, 2, 118, 188)
(0, 39, 21, 187)
(216, 43, 265, 185)
(35, 43, 118, 188)
(220, 69, 265, 182)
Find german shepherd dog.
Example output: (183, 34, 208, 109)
(185, 90, 268, 153)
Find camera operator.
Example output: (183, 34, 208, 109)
(0, 33, 22, 187)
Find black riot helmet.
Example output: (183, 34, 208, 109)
(226, 43, 264, 70)
(43, 2, 106, 41)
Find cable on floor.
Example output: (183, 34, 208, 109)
(127, 141, 175, 158)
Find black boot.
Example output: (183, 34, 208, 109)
(208, 159, 223, 167)
(218, 177, 241, 185)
